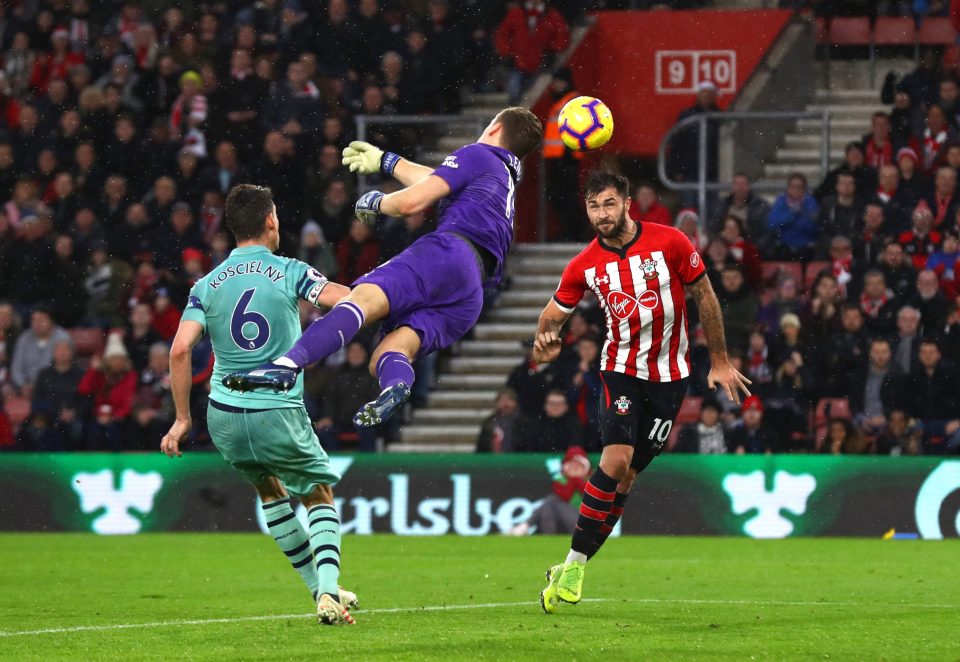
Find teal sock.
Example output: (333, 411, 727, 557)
(263, 498, 319, 599)
(307, 504, 341, 598)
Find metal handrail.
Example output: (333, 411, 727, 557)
(354, 114, 489, 192)
(657, 109, 832, 221)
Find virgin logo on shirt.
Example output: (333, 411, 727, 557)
(607, 290, 637, 320)
(607, 289, 660, 319)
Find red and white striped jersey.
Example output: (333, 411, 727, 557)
(553, 223, 706, 382)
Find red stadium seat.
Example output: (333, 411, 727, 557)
(828, 17, 871, 46)
(873, 17, 917, 46)
(4, 398, 31, 428)
(676, 397, 703, 425)
(804, 261, 831, 292)
(918, 17, 956, 45)
(815, 17, 828, 44)
(761, 262, 803, 288)
(69, 328, 105, 357)
(944, 44, 960, 71)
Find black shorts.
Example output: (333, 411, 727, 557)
(598, 371, 688, 471)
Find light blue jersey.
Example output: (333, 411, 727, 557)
(182, 245, 329, 409)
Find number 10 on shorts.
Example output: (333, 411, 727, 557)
(648, 417, 673, 448)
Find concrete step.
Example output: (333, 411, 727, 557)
(471, 322, 534, 340)
(412, 408, 489, 425)
(400, 424, 480, 445)
(428, 390, 498, 408)
(509, 274, 563, 288)
(499, 290, 554, 306)
(804, 103, 888, 116)
(438, 374, 510, 389)
(465, 91, 510, 106)
(775, 148, 844, 163)
(508, 256, 571, 275)
(814, 89, 882, 103)
(448, 356, 518, 374)
(387, 442, 475, 452)
(762, 163, 826, 181)
(485, 307, 541, 323)
(459, 106, 499, 121)
(784, 134, 866, 149)
(512, 243, 584, 257)
(459, 339, 528, 356)
(795, 118, 871, 133)
(437, 134, 484, 151)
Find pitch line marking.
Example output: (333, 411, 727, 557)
(1, 597, 956, 638)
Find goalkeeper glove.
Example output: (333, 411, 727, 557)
(342, 140, 400, 176)
(355, 190, 384, 225)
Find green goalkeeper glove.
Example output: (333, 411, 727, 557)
(341, 141, 400, 176)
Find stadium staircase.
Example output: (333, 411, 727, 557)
(761, 58, 914, 184)
(394, 243, 582, 452)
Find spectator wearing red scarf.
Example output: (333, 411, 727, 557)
(863, 112, 894, 169)
(920, 105, 955, 176)
(718, 214, 763, 290)
(923, 166, 959, 228)
(899, 204, 943, 271)
(77, 334, 138, 423)
(29, 28, 84, 94)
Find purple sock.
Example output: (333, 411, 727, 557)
(284, 302, 364, 368)
(376, 351, 415, 390)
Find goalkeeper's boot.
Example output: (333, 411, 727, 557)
(556, 560, 586, 604)
(539, 563, 564, 614)
(353, 383, 411, 429)
(222, 361, 301, 393)
(317, 593, 356, 625)
(338, 586, 359, 610)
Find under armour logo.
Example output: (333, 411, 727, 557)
(722, 470, 816, 538)
(595, 274, 610, 286)
(72, 469, 164, 534)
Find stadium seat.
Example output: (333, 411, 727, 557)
(4, 397, 31, 428)
(918, 17, 956, 46)
(676, 397, 702, 425)
(828, 17, 871, 46)
(69, 328, 105, 357)
(943, 44, 960, 71)
(814, 17, 828, 44)
(762, 261, 803, 288)
(804, 261, 831, 292)
(873, 17, 916, 46)
(813, 397, 852, 448)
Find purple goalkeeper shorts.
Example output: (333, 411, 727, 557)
(354, 232, 484, 356)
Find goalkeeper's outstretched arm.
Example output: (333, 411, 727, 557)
(341, 140, 432, 187)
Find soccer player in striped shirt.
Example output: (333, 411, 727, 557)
(160, 185, 358, 625)
(535, 171, 751, 613)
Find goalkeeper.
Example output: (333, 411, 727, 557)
(223, 109, 543, 431)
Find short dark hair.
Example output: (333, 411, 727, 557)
(583, 170, 629, 200)
(225, 184, 274, 241)
(787, 172, 807, 187)
(494, 107, 543, 160)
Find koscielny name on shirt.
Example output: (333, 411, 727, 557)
(209, 260, 285, 290)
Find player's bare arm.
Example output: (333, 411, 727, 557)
(533, 299, 572, 364)
(341, 140, 433, 187)
(316, 281, 351, 308)
(685, 276, 752, 404)
(160, 319, 204, 458)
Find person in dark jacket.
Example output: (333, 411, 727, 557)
(667, 80, 720, 185)
(715, 265, 759, 353)
(904, 339, 960, 453)
(714, 173, 773, 256)
(850, 338, 905, 437)
(674, 400, 727, 454)
(728, 395, 781, 454)
(314, 341, 380, 452)
(514, 389, 583, 453)
(475, 388, 521, 453)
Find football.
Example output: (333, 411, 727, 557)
(558, 96, 614, 151)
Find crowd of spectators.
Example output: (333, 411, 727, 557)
(481, 52, 960, 457)
(0, 0, 590, 451)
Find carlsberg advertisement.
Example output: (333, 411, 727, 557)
(1, 454, 957, 539)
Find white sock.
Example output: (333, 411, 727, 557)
(273, 356, 298, 368)
(565, 550, 587, 564)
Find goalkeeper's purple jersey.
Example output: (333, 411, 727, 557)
(430, 143, 521, 284)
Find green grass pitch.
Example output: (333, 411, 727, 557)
(1, 534, 958, 660)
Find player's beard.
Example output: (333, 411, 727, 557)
(593, 207, 628, 240)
